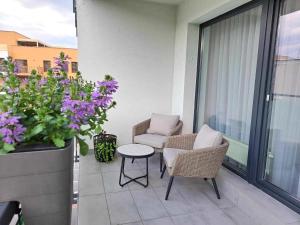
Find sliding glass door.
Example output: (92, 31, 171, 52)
(195, 0, 300, 212)
(263, 0, 300, 204)
(195, 4, 263, 173)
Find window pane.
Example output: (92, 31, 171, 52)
(264, 0, 300, 200)
(43, 60, 51, 72)
(0, 58, 6, 73)
(71, 62, 78, 73)
(196, 6, 262, 170)
(15, 59, 28, 73)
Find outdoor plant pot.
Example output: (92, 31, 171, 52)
(93, 133, 117, 162)
(0, 140, 74, 225)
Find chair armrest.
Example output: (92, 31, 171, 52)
(132, 119, 151, 142)
(170, 139, 229, 177)
(165, 134, 197, 150)
(170, 120, 183, 136)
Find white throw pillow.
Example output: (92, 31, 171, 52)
(193, 124, 223, 149)
(147, 113, 180, 136)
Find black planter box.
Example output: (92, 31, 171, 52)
(93, 133, 117, 162)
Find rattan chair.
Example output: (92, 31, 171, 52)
(160, 134, 229, 200)
(132, 119, 183, 171)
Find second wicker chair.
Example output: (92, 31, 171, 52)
(161, 129, 229, 200)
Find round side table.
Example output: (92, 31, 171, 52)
(117, 144, 154, 187)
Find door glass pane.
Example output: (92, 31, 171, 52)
(264, 0, 300, 200)
(196, 5, 263, 171)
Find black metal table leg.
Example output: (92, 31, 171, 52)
(119, 156, 150, 187)
(119, 157, 125, 187)
(146, 157, 149, 186)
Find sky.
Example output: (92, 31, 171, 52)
(0, 0, 77, 48)
(278, 9, 300, 59)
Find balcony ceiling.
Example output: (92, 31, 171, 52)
(143, 0, 184, 4)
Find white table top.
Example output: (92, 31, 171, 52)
(117, 144, 154, 157)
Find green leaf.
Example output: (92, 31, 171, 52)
(29, 124, 45, 137)
(3, 143, 15, 153)
(95, 125, 102, 134)
(77, 137, 89, 156)
(44, 115, 53, 122)
(52, 138, 65, 148)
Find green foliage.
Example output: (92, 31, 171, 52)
(77, 136, 89, 156)
(0, 53, 118, 154)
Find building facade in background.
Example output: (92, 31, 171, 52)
(0, 30, 78, 76)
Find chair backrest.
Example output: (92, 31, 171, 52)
(171, 120, 183, 136)
(171, 138, 229, 178)
(198, 138, 229, 178)
(148, 114, 180, 136)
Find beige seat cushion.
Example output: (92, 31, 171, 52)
(193, 124, 223, 150)
(163, 148, 188, 168)
(134, 134, 168, 149)
(147, 113, 179, 136)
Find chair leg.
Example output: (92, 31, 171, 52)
(165, 176, 174, 200)
(160, 152, 163, 172)
(211, 178, 220, 199)
(161, 165, 166, 179)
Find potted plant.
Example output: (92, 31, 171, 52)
(93, 132, 117, 162)
(0, 53, 118, 225)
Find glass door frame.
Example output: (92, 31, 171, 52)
(253, 0, 300, 213)
(194, 0, 300, 213)
(194, 0, 271, 179)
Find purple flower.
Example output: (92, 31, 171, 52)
(68, 123, 80, 130)
(53, 54, 71, 73)
(96, 80, 118, 94)
(3, 136, 14, 144)
(7, 87, 19, 94)
(60, 79, 70, 86)
(62, 95, 96, 131)
(22, 78, 29, 85)
(39, 78, 48, 86)
(91, 91, 100, 99)
(13, 124, 26, 142)
(0, 128, 13, 136)
(61, 77, 118, 133)
(0, 112, 26, 145)
(79, 91, 86, 98)
(93, 95, 112, 108)
(53, 73, 64, 79)
(13, 61, 20, 74)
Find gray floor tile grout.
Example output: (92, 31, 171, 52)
(99, 167, 113, 225)
(128, 184, 145, 225)
(79, 153, 252, 225)
(151, 185, 175, 225)
(142, 216, 175, 224)
(116, 156, 145, 225)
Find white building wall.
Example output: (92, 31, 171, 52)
(76, 0, 254, 145)
(76, 0, 177, 145)
(172, 0, 251, 133)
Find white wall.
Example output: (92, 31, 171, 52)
(76, 0, 254, 145)
(77, 0, 176, 145)
(172, 0, 251, 133)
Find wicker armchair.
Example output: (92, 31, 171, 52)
(132, 118, 183, 171)
(161, 134, 229, 200)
